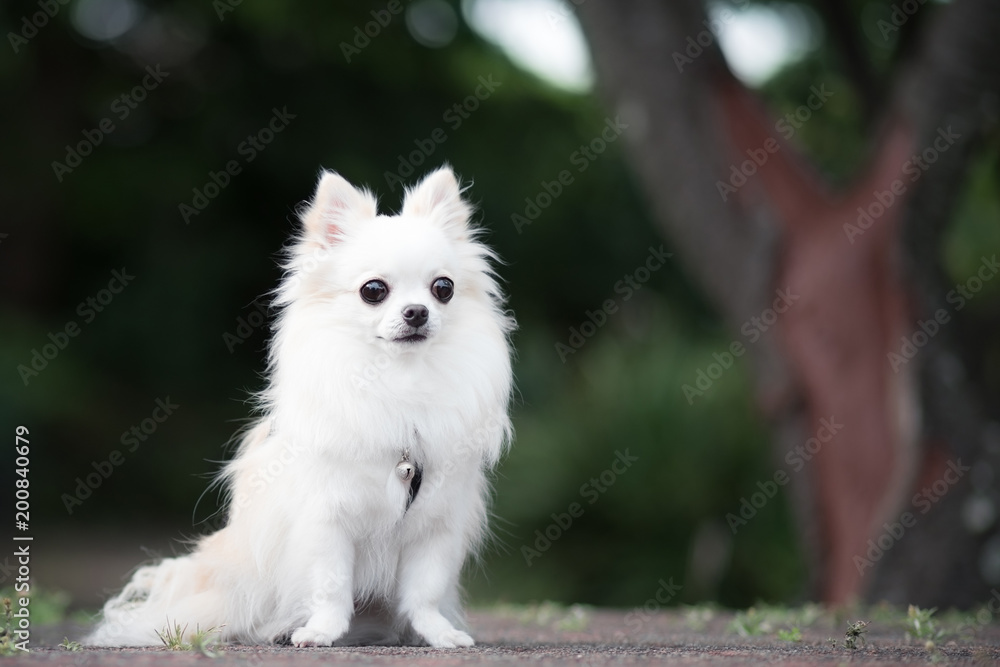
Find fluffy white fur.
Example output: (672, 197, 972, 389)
(87, 167, 514, 648)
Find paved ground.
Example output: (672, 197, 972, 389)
(6, 606, 1000, 665)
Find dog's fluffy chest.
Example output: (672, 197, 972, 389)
(298, 441, 451, 529)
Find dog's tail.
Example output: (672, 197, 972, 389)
(84, 552, 228, 647)
(86, 420, 277, 646)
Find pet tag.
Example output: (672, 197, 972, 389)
(397, 450, 423, 510)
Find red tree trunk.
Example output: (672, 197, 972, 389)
(578, 0, 1000, 605)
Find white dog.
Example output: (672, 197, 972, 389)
(87, 166, 514, 648)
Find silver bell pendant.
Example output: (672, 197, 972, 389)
(396, 460, 415, 482)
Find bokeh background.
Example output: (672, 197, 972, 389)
(1, 0, 997, 613)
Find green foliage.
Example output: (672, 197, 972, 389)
(760, 59, 869, 185)
(470, 315, 804, 607)
(0, 588, 70, 626)
(728, 608, 770, 637)
(856, 603, 978, 642)
(0, 598, 15, 656)
(944, 147, 1000, 297)
(682, 604, 717, 632)
(0, 592, 65, 655)
(725, 603, 826, 641)
(726, 603, 821, 638)
(494, 601, 591, 632)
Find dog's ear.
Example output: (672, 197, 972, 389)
(402, 166, 471, 239)
(301, 171, 378, 246)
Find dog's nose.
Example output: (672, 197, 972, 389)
(402, 304, 429, 328)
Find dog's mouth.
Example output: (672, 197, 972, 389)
(394, 333, 428, 344)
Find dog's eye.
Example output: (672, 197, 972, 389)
(360, 280, 389, 304)
(431, 277, 454, 303)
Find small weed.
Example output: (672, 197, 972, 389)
(0, 586, 74, 655)
(1, 597, 16, 656)
(791, 603, 824, 628)
(554, 605, 590, 632)
(496, 601, 590, 632)
(844, 620, 869, 650)
(190, 625, 223, 658)
(866, 601, 899, 625)
(728, 608, 771, 636)
(59, 637, 82, 651)
(751, 602, 821, 628)
(156, 620, 190, 650)
(727, 603, 823, 638)
(683, 604, 716, 632)
(948, 608, 985, 640)
(156, 620, 223, 657)
(777, 626, 802, 642)
(905, 605, 946, 642)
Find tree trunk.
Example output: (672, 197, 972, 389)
(577, 0, 1000, 606)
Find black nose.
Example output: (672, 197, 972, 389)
(402, 304, 429, 328)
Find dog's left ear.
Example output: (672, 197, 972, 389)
(402, 166, 471, 238)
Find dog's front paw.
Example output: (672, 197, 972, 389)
(290, 610, 350, 647)
(290, 627, 336, 647)
(410, 608, 475, 648)
(426, 628, 474, 649)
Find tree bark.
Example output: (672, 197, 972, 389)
(577, 0, 1000, 606)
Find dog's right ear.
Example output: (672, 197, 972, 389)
(300, 171, 378, 246)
